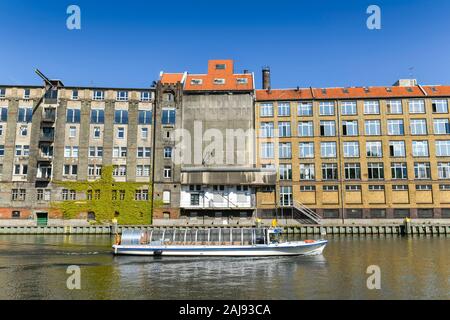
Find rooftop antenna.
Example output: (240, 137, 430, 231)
(33, 69, 57, 114)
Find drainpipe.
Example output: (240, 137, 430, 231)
(336, 99, 345, 224)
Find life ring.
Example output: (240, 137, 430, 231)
(115, 234, 121, 245)
(304, 239, 315, 243)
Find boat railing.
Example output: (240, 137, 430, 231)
(120, 227, 270, 246)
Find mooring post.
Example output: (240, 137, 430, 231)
(403, 217, 411, 235)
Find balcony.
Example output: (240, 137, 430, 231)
(42, 109, 56, 123)
(37, 155, 53, 163)
(36, 175, 51, 182)
(40, 134, 54, 142)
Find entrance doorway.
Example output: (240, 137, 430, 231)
(36, 212, 48, 226)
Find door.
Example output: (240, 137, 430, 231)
(36, 212, 48, 226)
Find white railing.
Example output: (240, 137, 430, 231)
(293, 200, 322, 224)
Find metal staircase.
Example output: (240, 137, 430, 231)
(293, 200, 322, 224)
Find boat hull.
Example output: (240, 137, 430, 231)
(112, 240, 327, 257)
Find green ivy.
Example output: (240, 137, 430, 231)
(50, 166, 161, 225)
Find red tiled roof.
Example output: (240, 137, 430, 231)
(256, 85, 450, 101)
(184, 73, 253, 91)
(160, 73, 185, 84)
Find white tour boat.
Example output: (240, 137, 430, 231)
(112, 227, 327, 257)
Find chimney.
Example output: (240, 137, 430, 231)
(262, 66, 271, 90)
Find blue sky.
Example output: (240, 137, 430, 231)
(1, 0, 450, 89)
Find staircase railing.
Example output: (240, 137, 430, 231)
(292, 200, 322, 224)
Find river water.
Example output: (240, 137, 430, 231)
(0, 234, 448, 300)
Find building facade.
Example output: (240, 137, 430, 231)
(255, 80, 450, 220)
(1, 60, 450, 224)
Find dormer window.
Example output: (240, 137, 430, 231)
(364, 87, 370, 93)
(116, 91, 128, 101)
(71, 90, 79, 100)
(93, 90, 104, 101)
(214, 78, 225, 85)
(236, 78, 248, 85)
(191, 79, 203, 85)
(215, 64, 226, 70)
(23, 88, 30, 99)
(386, 87, 392, 92)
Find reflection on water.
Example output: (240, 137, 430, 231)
(0, 234, 448, 299)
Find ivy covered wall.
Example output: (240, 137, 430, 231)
(50, 166, 161, 225)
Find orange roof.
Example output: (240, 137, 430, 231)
(256, 85, 450, 101)
(160, 73, 185, 84)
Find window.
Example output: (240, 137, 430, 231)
(300, 186, 315, 191)
(364, 101, 380, 114)
(280, 186, 293, 206)
(14, 164, 28, 175)
(298, 102, 313, 116)
(15, 145, 30, 156)
(433, 119, 450, 135)
(320, 121, 335, 136)
(116, 91, 128, 101)
(138, 110, 152, 124)
(63, 164, 78, 176)
(261, 142, 274, 159)
(0, 88, 5, 98)
(436, 140, 450, 157)
(117, 127, 125, 139)
(299, 142, 314, 158)
(0, 124, 2, 136)
(0, 108, 7, 122)
(365, 120, 381, 135)
(141, 127, 149, 139)
(71, 90, 78, 100)
(346, 184, 361, 191)
(387, 120, 404, 135)
(279, 142, 291, 158)
(412, 141, 429, 157)
(163, 191, 171, 204)
(162, 108, 176, 124)
(114, 110, 128, 124)
(298, 121, 313, 137)
(343, 141, 359, 158)
(409, 99, 425, 113)
(367, 163, 384, 180)
(418, 209, 433, 218)
(164, 147, 172, 158)
(322, 163, 338, 180)
(37, 189, 51, 201)
(394, 209, 410, 218)
(368, 185, 385, 191)
(19, 125, 28, 136)
(260, 103, 273, 117)
(163, 167, 172, 178)
(64, 146, 78, 158)
(342, 120, 358, 136)
(90, 109, 105, 124)
(278, 102, 290, 117)
(92, 126, 101, 138)
(346, 209, 363, 219)
(136, 165, 150, 177)
(323, 185, 338, 191)
(23, 89, 30, 99)
(414, 162, 431, 179)
(392, 185, 408, 191)
(299, 164, 315, 180)
(236, 78, 248, 85)
(432, 99, 448, 113)
(140, 91, 151, 102)
(135, 190, 149, 201)
(69, 126, 76, 138)
(320, 142, 336, 158)
(88, 146, 103, 157)
(0, 145, 5, 156)
(366, 141, 382, 157)
(61, 189, 76, 201)
(391, 163, 408, 179)
(344, 163, 361, 180)
(341, 101, 357, 115)
(389, 141, 406, 157)
(438, 162, 450, 179)
(278, 122, 291, 137)
(387, 100, 402, 114)
(12, 189, 26, 201)
(113, 165, 127, 176)
(17, 107, 32, 123)
(279, 164, 292, 180)
(319, 101, 334, 115)
(113, 146, 127, 158)
(93, 90, 104, 100)
(137, 147, 151, 158)
(88, 165, 102, 177)
(191, 79, 203, 85)
(410, 119, 427, 135)
(66, 109, 80, 123)
(260, 122, 274, 138)
(440, 185, 450, 191)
